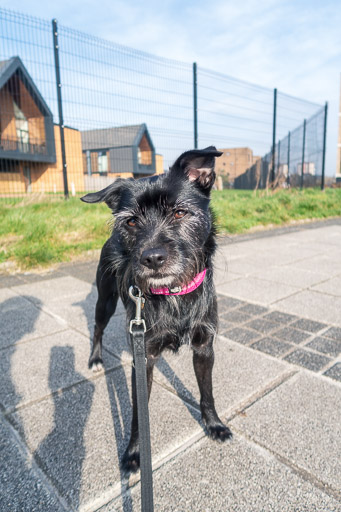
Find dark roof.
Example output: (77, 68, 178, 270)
(0, 56, 53, 118)
(81, 123, 154, 151)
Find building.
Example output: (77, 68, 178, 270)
(0, 56, 84, 195)
(297, 162, 316, 176)
(0, 56, 164, 196)
(81, 124, 163, 190)
(215, 147, 260, 184)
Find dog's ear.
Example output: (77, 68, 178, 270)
(80, 179, 125, 210)
(170, 146, 223, 192)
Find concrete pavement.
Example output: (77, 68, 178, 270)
(0, 219, 340, 511)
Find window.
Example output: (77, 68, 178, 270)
(137, 148, 142, 164)
(13, 100, 29, 148)
(0, 159, 20, 173)
(98, 151, 108, 173)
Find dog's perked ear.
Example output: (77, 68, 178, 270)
(170, 146, 223, 193)
(80, 179, 126, 210)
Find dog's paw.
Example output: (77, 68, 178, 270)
(206, 423, 233, 442)
(121, 449, 140, 476)
(88, 356, 104, 373)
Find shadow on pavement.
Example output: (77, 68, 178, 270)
(33, 346, 95, 510)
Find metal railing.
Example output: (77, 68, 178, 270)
(0, 7, 327, 198)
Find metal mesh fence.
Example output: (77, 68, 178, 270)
(234, 94, 327, 189)
(0, 7, 326, 199)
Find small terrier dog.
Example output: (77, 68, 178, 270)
(81, 146, 232, 474)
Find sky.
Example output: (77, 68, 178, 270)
(1, 0, 341, 175)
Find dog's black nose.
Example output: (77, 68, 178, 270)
(140, 247, 167, 270)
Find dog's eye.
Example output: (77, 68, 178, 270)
(174, 210, 187, 219)
(127, 217, 137, 227)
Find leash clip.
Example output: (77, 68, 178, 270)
(129, 285, 146, 333)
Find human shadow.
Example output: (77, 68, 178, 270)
(0, 295, 42, 422)
(33, 346, 95, 511)
(0, 295, 56, 511)
(77, 284, 203, 511)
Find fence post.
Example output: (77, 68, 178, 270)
(271, 88, 277, 185)
(300, 119, 306, 190)
(287, 131, 291, 186)
(321, 102, 328, 190)
(193, 62, 198, 149)
(52, 19, 69, 199)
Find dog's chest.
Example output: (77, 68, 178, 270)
(143, 298, 214, 352)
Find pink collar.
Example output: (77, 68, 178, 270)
(150, 269, 207, 296)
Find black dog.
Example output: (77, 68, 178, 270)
(81, 146, 232, 474)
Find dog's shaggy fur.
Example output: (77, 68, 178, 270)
(81, 146, 232, 474)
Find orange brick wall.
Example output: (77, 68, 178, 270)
(30, 126, 84, 193)
(0, 126, 85, 195)
(0, 87, 17, 140)
(155, 154, 164, 174)
(216, 148, 259, 182)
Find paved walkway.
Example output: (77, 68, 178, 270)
(0, 220, 340, 511)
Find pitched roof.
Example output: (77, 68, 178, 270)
(81, 123, 152, 151)
(0, 56, 53, 118)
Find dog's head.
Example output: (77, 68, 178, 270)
(81, 146, 222, 293)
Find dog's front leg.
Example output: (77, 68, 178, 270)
(121, 353, 158, 475)
(192, 333, 232, 442)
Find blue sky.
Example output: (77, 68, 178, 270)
(2, 0, 340, 175)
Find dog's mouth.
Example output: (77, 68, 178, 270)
(133, 270, 181, 292)
(147, 276, 178, 288)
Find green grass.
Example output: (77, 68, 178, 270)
(1, 188, 340, 271)
(0, 196, 111, 270)
(211, 188, 341, 234)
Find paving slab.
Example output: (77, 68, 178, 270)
(262, 310, 298, 324)
(251, 265, 330, 288)
(245, 317, 279, 334)
(221, 326, 261, 344)
(10, 276, 94, 305)
(217, 295, 246, 311)
(324, 327, 341, 341)
(310, 275, 341, 297)
(283, 349, 331, 372)
(282, 225, 341, 246)
(217, 276, 299, 306)
(0, 289, 66, 348)
(154, 336, 290, 415)
(0, 329, 120, 411)
(290, 254, 341, 276)
(213, 257, 241, 285)
(306, 336, 341, 357)
(251, 337, 293, 357)
(324, 363, 341, 382)
(110, 434, 341, 512)
(59, 260, 98, 284)
(0, 415, 65, 512)
(10, 367, 202, 511)
(231, 371, 341, 492)
(273, 326, 312, 344)
(274, 290, 341, 326)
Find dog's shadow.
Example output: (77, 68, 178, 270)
(76, 284, 202, 511)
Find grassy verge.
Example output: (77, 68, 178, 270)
(1, 188, 340, 271)
(0, 196, 111, 270)
(211, 188, 341, 233)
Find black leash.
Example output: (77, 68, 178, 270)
(129, 286, 154, 512)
